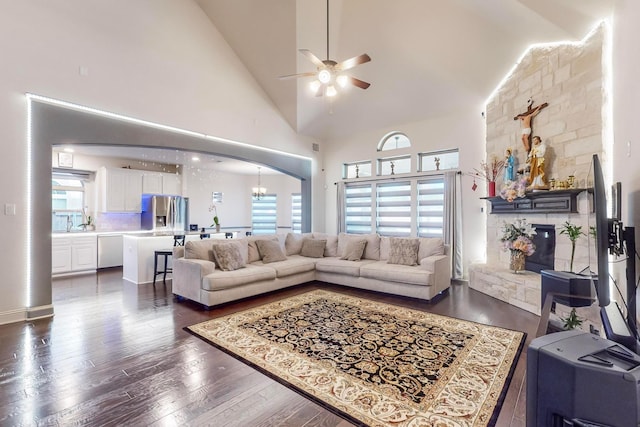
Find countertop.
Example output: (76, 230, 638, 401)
(53, 230, 227, 238)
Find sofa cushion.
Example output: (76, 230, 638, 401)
(285, 232, 312, 255)
(379, 236, 390, 261)
(202, 265, 277, 291)
(315, 258, 375, 276)
(388, 237, 420, 266)
(312, 233, 338, 257)
(211, 242, 245, 271)
(340, 239, 367, 261)
(418, 238, 445, 260)
(256, 239, 287, 263)
(360, 261, 433, 286)
(184, 240, 214, 261)
(257, 256, 316, 278)
(300, 238, 326, 258)
(247, 235, 280, 262)
(337, 233, 380, 260)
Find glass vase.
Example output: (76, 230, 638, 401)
(510, 250, 525, 273)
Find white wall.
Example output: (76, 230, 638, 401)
(183, 168, 300, 232)
(0, 1, 317, 324)
(612, 0, 640, 305)
(323, 108, 486, 279)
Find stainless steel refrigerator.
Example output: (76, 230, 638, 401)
(141, 194, 189, 232)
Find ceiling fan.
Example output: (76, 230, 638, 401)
(278, 0, 371, 97)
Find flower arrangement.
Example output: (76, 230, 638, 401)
(500, 178, 527, 202)
(209, 204, 220, 227)
(474, 156, 505, 182)
(500, 219, 536, 256)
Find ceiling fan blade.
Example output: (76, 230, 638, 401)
(299, 49, 325, 68)
(349, 77, 371, 90)
(337, 53, 371, 71)
(278, 72, 316, 80)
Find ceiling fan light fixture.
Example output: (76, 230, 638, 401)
(318, 69, 332, 84)
(309, 80, 322, 93)
(336, 74, 348, 88)
(326, 85, 337, 97)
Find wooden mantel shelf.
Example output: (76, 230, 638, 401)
(482, 188, 590, 214)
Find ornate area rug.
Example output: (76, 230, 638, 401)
(186, 290, 525, 426)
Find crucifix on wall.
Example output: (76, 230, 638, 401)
(514, 98, 548, 153)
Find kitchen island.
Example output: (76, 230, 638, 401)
(123, 232, 230, 284)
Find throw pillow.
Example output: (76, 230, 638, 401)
(313, 233, 338, 257)
(211, 242, 246, 271)
(247, 235, 279, 262)
(255, 239, 287, 263)
(300, 238, 326, 258)
(388, 237, 420, 266)
(340, 239, 367, 261)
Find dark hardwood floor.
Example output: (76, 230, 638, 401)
(0, 269, 539, 426)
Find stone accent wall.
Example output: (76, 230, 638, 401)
(470, 26, 607, 314)
(486, 27, 605, 189)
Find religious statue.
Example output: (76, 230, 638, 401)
(504, 148, 515, 182)
(514, 99, 548, 153)
(527, 136, 548, 189)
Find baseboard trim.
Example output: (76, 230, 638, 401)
(27, 304, 54, 321)
(0, 308, 27, 325)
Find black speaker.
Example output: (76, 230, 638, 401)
(540, 269, 595, 308)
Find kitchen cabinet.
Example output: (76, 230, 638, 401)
(52, 236, 72, 274)
(162, 173, 181, 195)
(52, 234, 98, 275)
(98, 167, 143, 212)
(142, 173, 163, 194)
(142, 172, 181, 195)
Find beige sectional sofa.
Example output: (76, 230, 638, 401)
(172, 232, 451, 308)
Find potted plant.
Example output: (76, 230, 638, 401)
(562, 308, 583, 330)
(560, 221, 585, 272)
(209, 204, 221, 233)
(79, 215, 95, 231)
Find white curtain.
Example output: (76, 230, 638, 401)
(336, 181, 346, 233)
(444, 171, 464, 279)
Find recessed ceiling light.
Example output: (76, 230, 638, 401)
(63, 147, 74, 153)
(192, 156, 200, 161)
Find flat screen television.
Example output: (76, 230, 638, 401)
(591, 153, 610, 307)
(591, 154, 638, 351)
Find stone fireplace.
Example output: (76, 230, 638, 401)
(468, 25, 606, 316)
(525, 224, 555, 273)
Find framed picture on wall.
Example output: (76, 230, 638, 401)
(58, 152, 73, 168)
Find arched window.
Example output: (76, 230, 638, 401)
(377, 132, 411, 151)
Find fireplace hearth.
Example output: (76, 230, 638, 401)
(526, 224, 556, 273)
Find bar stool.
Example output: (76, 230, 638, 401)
(225, 232, 233, 239)
(153, 250, 173, 286)
(152, 235, 184, 286)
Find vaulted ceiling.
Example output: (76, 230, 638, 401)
(195, 0, 613, 141)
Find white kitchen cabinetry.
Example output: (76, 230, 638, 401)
(162, 173, 181, 195)
(52, 236, 72, 274)
(71, 235, 98, 271)
(142, 173, 163, 194)
(52, 234, 98, 275)
(98, 167, 143, 212)
(142, 172, 181, 195)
